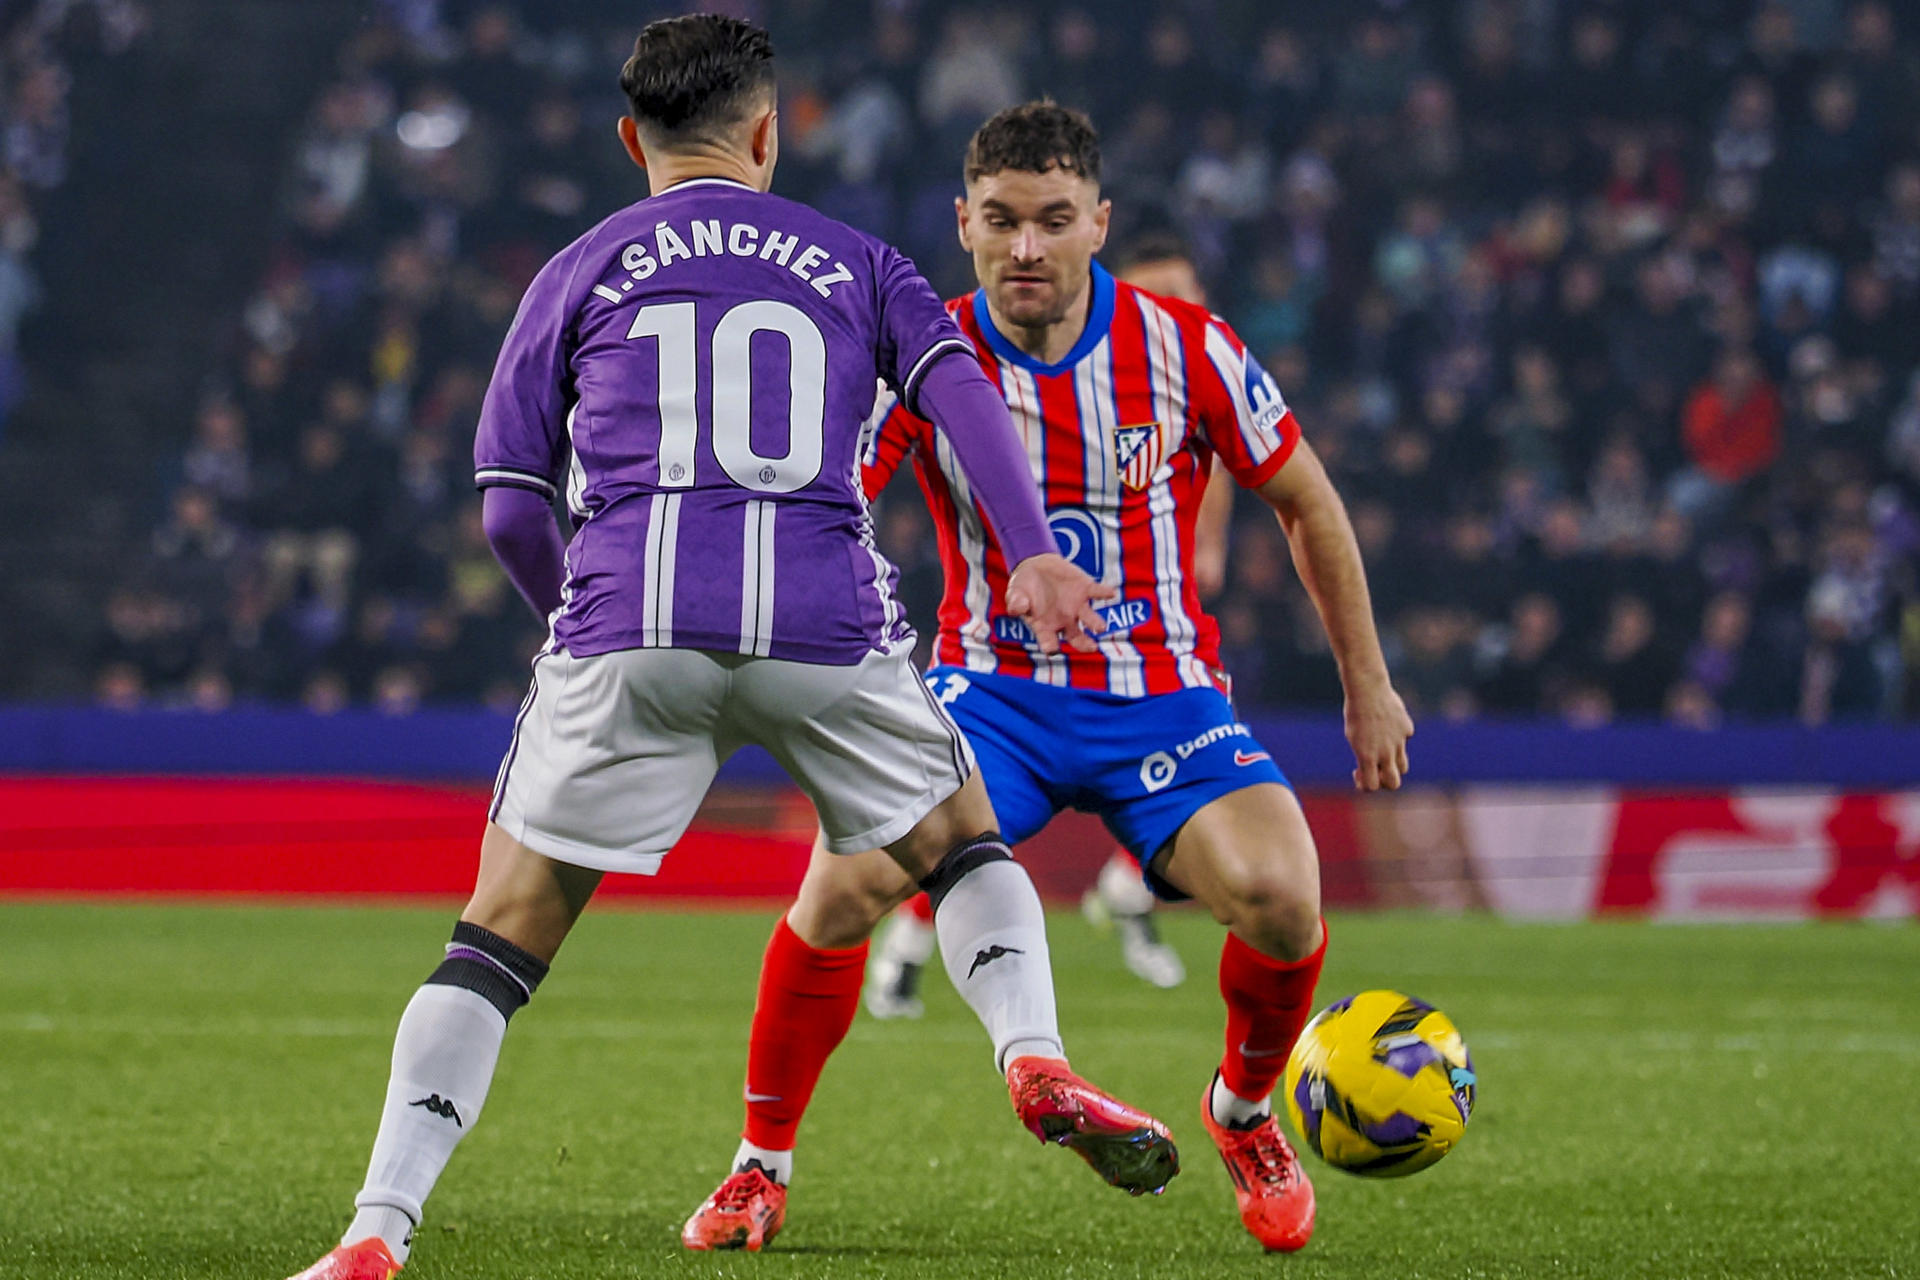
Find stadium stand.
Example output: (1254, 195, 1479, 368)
(3, 0, 1917, 725)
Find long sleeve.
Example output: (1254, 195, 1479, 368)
(482, 485, 566, 620)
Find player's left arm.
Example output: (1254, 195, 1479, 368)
(1253, 441, 1412, 791)
(1193, 313, 1411, 789)
(474, 242, 580, 620)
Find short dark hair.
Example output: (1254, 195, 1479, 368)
(619, 14, 776, 143)
(1114, 230, 1193, 272)
(964, 100, 1101, 186)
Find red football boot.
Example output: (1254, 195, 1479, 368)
(1199, 1078, 1315, 1251)
(1006, 1055, 1179, 1195)
(285, 1238, 402, 1280)
(681, 1163, 788, 1252)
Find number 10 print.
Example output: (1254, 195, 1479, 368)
(622, 300, 827, 494)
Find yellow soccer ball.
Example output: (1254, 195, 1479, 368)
(1282, 990, 1476, 1177)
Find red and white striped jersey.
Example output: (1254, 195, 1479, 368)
(860, 262, 1301, 697)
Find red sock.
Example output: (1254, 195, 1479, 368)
(1217, 921, 1327, 1102)
(903, 892, 934, 924)
(741, 915, 869, 1151)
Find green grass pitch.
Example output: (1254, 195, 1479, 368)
(3, 901, 1916, 1279)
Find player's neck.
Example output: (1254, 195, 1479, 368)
(988, 279, 1093, 367)
(643, 147, 765, 197)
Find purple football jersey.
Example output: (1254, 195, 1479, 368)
(474, 176, 971, 663)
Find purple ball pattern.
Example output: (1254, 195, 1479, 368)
(1379, 1038, 1447, 1079)
(1358, 1110, 1429, 1147)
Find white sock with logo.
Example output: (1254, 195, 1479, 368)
(344, 985, 508, 1263)
(928, 855, 1064, 1072)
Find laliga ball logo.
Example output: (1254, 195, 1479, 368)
(1139, 751, 1178, 793)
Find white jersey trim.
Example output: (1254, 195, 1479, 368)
(642, 492, 680, 647)
(474, 466, 557, 499)
(1136, 293, 1208, 689)
(739, 499, 777, 657)
(901, 337, 976, 412)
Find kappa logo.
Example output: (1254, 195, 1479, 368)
(1140, 750, 1178, 793)
(968, 944, 1025, 977)
(409, 1094, 463, 1127)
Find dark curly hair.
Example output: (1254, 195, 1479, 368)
(964, 100, 1102, 186)
(619, 14, 776, 143)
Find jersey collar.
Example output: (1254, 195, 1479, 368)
(660, 176, 756, 192)
(970, 261, 1116, 376)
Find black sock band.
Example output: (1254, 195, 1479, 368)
(917, 833, 1013, 913)
(425, 921, 551, 1021)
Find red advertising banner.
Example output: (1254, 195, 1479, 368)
(2, 777, 1915, 918)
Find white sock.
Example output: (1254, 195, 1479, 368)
(930, 857, 1064, 1073)
(1210, 1072, 1272, 1128)
(732, 1138, 794, 1186)
(877, 909, 937, 967)
(347, 985, 509, 1262)
(341, 1205, 414, 1262)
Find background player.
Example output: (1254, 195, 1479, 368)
(863, 231, 1228, 1011)
(683, 102, 1413, 1256)
(287, 27, 1177, 1280)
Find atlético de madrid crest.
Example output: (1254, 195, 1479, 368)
(1114, 421, 1165, 491)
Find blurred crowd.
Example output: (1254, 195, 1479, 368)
(0, 0, 144, 438)
(97, 0, 1920, 724)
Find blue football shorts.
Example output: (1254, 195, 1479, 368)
(921, 665, 1292, 899)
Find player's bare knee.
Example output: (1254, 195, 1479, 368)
(1221, 867, 1320, 961)
(791, 864, 904, 948)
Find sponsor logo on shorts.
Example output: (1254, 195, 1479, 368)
(1139, 725, 1262, 793)
(1140, 750, 1178, 793)
(1174, 722, 1254, 760)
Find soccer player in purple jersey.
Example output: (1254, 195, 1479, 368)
(286, 18, 1176, 1280)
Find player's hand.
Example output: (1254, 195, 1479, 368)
(1344, 673, 1413, 791)
(1005, 553, 1119, 656)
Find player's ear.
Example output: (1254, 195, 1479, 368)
(955, 195, 973, 252)
(617, 116, 647, 171)
(750, 104, 778, 167)
(1091, 196, 1112, 253)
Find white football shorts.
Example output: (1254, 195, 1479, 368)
(488, 644, 974, 874)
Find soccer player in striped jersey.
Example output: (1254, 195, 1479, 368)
(864, 233, 1223, 1013)
(683, 102, 1413, 1255)
(288, 27, 1178, 1279)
